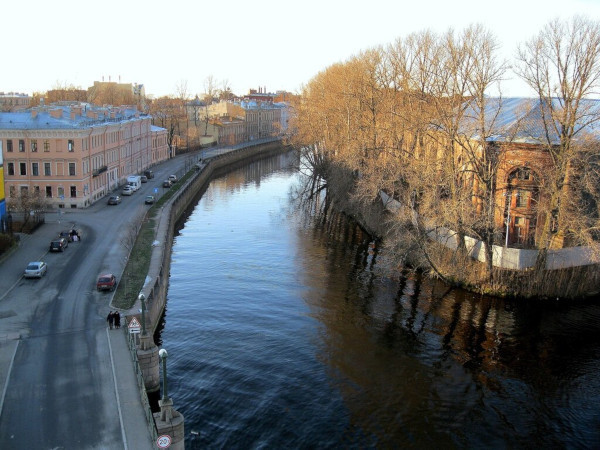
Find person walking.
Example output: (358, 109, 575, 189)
(107, 311, 114, 329)
(114, 311, 121, 329)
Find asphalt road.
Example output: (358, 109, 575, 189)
(0, 152, 199, 449)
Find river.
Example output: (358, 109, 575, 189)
(158, 150, 600, 449)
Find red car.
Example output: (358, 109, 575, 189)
(96, 273, 117, 291)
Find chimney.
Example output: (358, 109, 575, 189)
(50, 108, 63, 119)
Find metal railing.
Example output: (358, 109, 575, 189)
(124, 327, 159, 443)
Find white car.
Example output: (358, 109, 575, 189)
(24, 261, 47, 278)
(122, 186, 134, 196)
(168, 174, 177, 183)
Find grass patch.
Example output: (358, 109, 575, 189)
(111, 170, 196, 310)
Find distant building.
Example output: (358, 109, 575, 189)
(196, 88, 290, 145)
(0, 92, 31, 112)
(0, 102, 168, 209)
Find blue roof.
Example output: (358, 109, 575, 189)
(0, 104, 145, 130)
(461, 97, 600, 145)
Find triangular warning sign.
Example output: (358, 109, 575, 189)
(128, 317, 141, 328)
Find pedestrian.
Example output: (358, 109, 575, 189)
(107, 311, 114, 329)
(114, 311, 121, 329)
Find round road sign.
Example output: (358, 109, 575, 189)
(157, 434, 172, 448)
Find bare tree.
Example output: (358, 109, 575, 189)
(515, 16, 600, 267)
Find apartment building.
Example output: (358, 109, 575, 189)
(0, 92, 31, 112)
(0, 102, 168, 210)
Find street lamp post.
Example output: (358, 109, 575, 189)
(159, 348, 169, 402)
(139, 293, 146, 336)
(504, 190, 514, 248)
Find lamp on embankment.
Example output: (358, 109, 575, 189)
(139, 293, 147, 336)
(159, 348, 169, 402)
(154, 347, 185, 448)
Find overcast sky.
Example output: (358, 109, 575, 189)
(4, 0, 600, 98)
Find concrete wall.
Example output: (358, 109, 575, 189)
(379, 191, 600, 271)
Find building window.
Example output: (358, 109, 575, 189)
(32, 162, 39, 176)
(9, 186, 16, 198)
(31, 140, 38, 152)
(68, 140, 74, 152)
(20, 186, 28, 195)
(18, 140, 25, 152)
(46, 186, 52, 198)
(7, 162, 14, 176)
(70, 186, 76, 198)
(34, 185, 40, 194)
(7, 140, 13, 152)
(516, 190, 530, 208)
(19, 162, 26, 175)
(44, 140, 50, 152)
(57, 187, 65, 198)
(69, 163, 76, 176)
(44, 162, 51, 176)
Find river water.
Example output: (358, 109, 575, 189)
(158, 151, 600, 449)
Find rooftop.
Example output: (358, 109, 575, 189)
(0, 103, 146, 130)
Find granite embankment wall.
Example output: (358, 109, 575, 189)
(126, 140, 289, 333)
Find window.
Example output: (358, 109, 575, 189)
(45, 186, 52, 198)
(18, 140, 24, 152)
(70, 186, 76, 198)
(19, 162, 27, 175)
(7, 140, 13, 152)
(7, 162, 14, 176)
(44, 162, 51, 176)
(31, 140, 38, 152)
(516, 190, 530, 208)
(57, 187, 65, 198)
(43, 140, 50, 152)
(32, 162, 39, 176)
(69, 163, 76, 176)
(68, 140, 74, 152)
(9, 186, 16, 197)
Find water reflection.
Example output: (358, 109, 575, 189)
(162, 150, 600, 448)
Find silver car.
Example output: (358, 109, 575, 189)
(24, 261, 47, 278)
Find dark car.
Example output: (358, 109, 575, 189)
(50, 237, 68, 252)
(145, 195, 155, 205)
(59, 229, 82, 242)
(162, 180, 172, 188)
(144, 170, 154, 179)
(140, 175, 148, 183)
(108, 195, 122, 205)
(97, 273, 117, 291)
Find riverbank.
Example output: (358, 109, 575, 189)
(322, 163, 600, 300)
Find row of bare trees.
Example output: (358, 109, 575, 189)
(289, 17, 600, 297)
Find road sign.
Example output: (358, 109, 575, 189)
(128, 317, 141, 334)
(157, 434, 172, 448)
(154, 187, 159, 193)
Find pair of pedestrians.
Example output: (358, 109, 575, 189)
(106, 310, 121, 329)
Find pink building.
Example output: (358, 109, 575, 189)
(0, 102, 168, 209)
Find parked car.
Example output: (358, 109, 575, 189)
(49, 237, 68, 252)
(107, 195, 122, 205)
(162, 180, 172, 188)
(144, 169, 154, 179)
(24, 261, 47, 278)
(97, 273, 117, 291)
(145, 195, 155, 205)
(140, 175, 148, 183)
(122, 185, 134, 196)
(168, 174, 177, 183)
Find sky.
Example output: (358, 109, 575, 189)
(4, 0, 600, 99)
